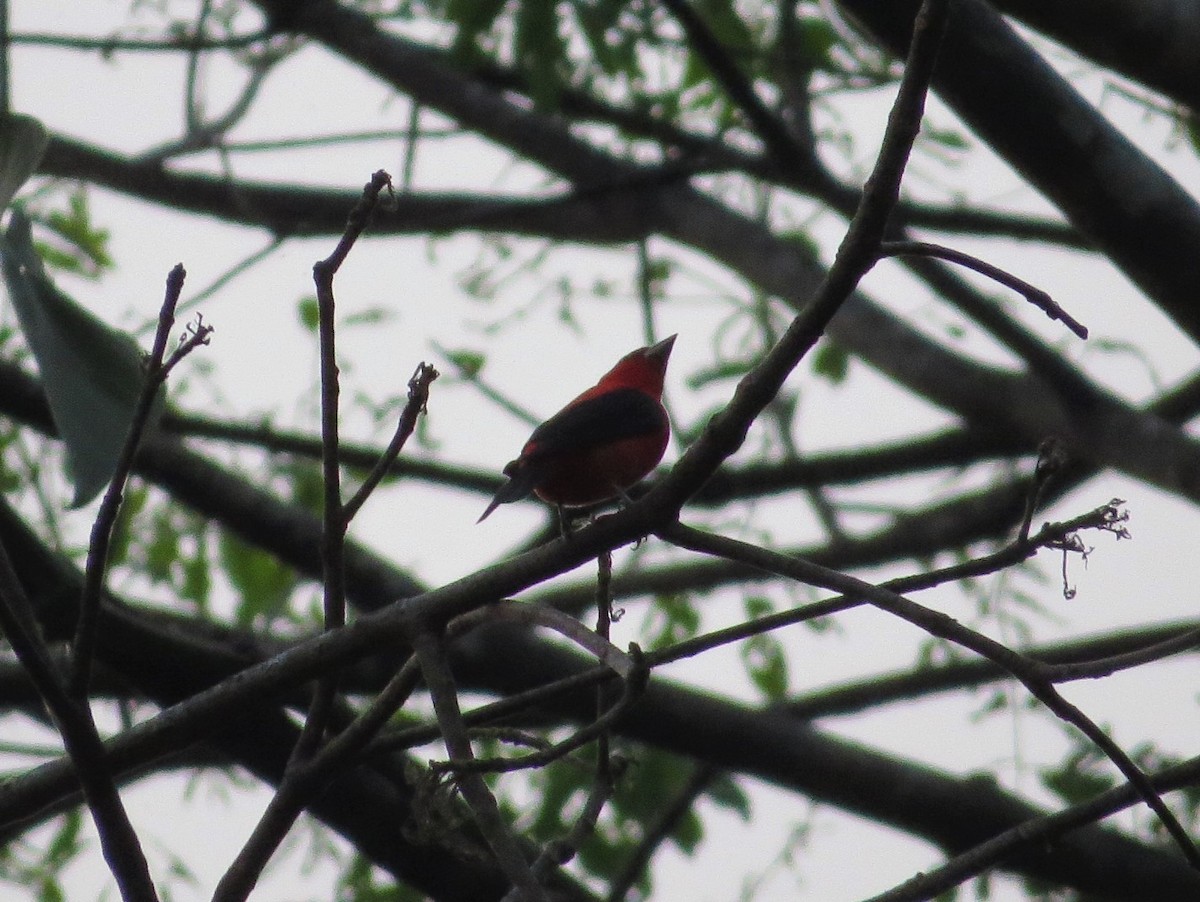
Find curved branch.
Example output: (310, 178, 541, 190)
(841, 0, 1200, 346)
(660, 522, 1199, 866)
(789, 619, 1200, 718)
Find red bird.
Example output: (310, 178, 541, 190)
(478, 334, 676, 523)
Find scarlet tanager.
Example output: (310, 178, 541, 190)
(478, 334, 676, 523)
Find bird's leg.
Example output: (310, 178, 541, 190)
(613, 484, 653, 548)
(557, 505, 605, 539)
(556, 504, 573, 540)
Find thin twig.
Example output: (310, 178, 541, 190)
(183, 0, 212, 136)
(509, 760, 624, 902)
(70, 264, 199, 697)
(645, 0, 951, 516)
(342, 362, 438, 522)
(864, 755, 1200, 902)
(170, 235, 284, 325)
(373, 506, 1124, 759)
(432, 339, 542, 428)
(788, 619, 1200, 719)
(215, 171, 395, 902)
(1042, 627, 1200, 682)
(211, 654, 423, 902)
(0, 0, 9, 118)
(660, 520, 1200, 869)
(450, 601, 637, 680)
(400, 101, 421, 191)
(427, 593, 646, 775)
(607, 764, 717, 902)
(1017, 437, 1071, 542)
(657, 0, 826, 184)
(498, 556, 629, 901)
(296, 169, 393, 757)
(655, 503, 1126, 671)
(413, 630, 549, 902)
(430, 654, 645, 776)
(9, 28, 275, 53)
(879, 239, 1089, 339)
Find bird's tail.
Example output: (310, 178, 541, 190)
(477, 461, 540, 522)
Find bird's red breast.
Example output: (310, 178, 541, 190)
(478, 335, 676, 522)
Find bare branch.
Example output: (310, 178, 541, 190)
(414, 630, 549, 902)
(865, 755, 1200, 902)
(343, 361, 438, 523)
(880, 239, 1089, 338)
(660, 518, 1200, 868)
(0, 539, 159, 901)
(70, 264, 194, 697)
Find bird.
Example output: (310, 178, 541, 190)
(478, 334, 676, 524)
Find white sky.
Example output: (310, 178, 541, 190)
(3, 3, 1199, 901)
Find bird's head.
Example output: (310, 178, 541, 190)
(601, 334, 676, 395)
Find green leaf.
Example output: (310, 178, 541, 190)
(281, 458, 325, 516)
(1186, 114, 1200, 157)
(705, 773, 751, 820)
(107, 483, 148, 569)
(514, 0, 565, 108)
(444, 348, 485, 378)
(686, 358, 754, 390)
(448, 0, 508, 63)
(529, 763, 576, 838)
(697, 0, 753, 51)
(181, 542, 212, 611)
(922, 122, 970, 152)
(335, 851, 413, 902)
(643, 592, 700, 649)
(741, 632, 789, 701)
(574, 0, 634, 78)
(145, 508, 182, 583)
(576, 832, 638, 882)
(219, 530, 298, 627)
(673, 808, 704, 853)
(0, 210, 164, 507)
(780, 228, 821, 260)
(1040, 759, 1116, 806)
(44, 809, 83, 868)
(797, 16, 839, 69)
(812, 339, 849, 384)
(39, 187, 113, 277)
(0, 114, 49, 211)
(743, 595, 773, 619)
(297, 295, 320, 331)
(341, 306, 395, 328)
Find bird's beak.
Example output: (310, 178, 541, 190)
(646, 333, 677, 364)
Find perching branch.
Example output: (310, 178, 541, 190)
(638, 0, 953, 520)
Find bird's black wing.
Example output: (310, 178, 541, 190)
(522, 388, 666, 460)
